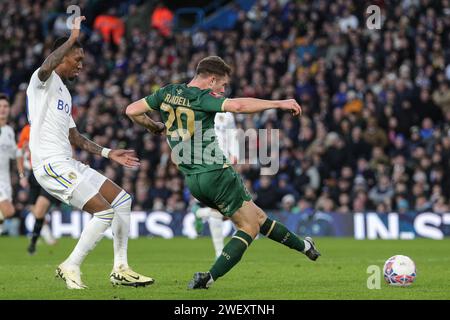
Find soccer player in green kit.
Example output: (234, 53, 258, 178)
(126, 56, 321, 289)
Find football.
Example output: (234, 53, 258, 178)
(383, 255, 417, 287)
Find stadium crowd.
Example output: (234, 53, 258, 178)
(1, 0, 450, 224)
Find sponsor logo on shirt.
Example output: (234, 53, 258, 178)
(68, 172, 77, 181)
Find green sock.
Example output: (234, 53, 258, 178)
(260, 218, 305, 252)
(209, 230, 253, 281)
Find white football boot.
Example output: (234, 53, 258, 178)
(110, 264, 155, 287)
(55, 263, 87, 289)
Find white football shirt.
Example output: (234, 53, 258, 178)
(26, 68, 76, 169)
(0, 125, 17, 186)
(214, 112, 239, 160)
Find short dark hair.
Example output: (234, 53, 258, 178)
(0, 93, 9, 103)
(196, 56, 232, 77)
(52, 37, 82, 51)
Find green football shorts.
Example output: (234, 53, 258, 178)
(185, 166, 252, 217)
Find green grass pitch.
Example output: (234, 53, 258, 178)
(0, 237, 449, 300)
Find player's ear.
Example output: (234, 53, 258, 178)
(60, 54, 69, 67)
(209, 76, 216, 88)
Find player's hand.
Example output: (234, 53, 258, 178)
(148, 121, 165, 136)
(109, 149, 140, 168)
(277, 99, 302, 116)
(19, 177, 29, 189)
(69, 15, 86, 40)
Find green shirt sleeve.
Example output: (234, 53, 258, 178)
(144, 88, 164, 111)
(195, 90, 227, 113)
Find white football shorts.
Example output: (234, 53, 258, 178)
(33, 157, 107, 210)
(0, 182, 12, 202)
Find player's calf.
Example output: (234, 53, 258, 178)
(110, 190, 132, 269)
(260, 217, 321, 260)
(27, 218, 45, 255)
(28, 218, 44, 255)
(108, 189, 156, 287)
(188, 229, 254, 289)
(56, 207, 114, 289)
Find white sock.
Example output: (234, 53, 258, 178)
(196, 207, 211, 221)
(41, 224, 56, 245)
(64, 209, 114, 267)
(209, 214, 225, 258)
(111, 191, 132, 269)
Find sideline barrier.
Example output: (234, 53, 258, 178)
(22, 210, 450, 240)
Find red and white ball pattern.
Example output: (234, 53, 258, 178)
(383, 255, 416, 287)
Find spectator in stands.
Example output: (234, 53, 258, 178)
(369, 175, 394, 207)
(415, 196, 432, 213)
(294, 157, 320, 194)
(347, 126, 371, 162)
(432, 81, 450, 114)
(337, 193, 351, 214)
(395, 195, 410, 215)
(254, 176, 279, 210)
(364, 117, 388, 149)
(151, 3, 173, 37)
(323, 133, 349, 178)
(125, 3, 154, 40)
(93, 8, 125, 45)
(338, 8, 359, 33)
(432, 196, 449, 214)
(280, 194, 296, 215)
(276, 174, 299, 202)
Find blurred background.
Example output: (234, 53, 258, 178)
(1, 0, 450, 239)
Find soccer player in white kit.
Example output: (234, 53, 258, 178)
(27, 16, 162, 289)
(0, 94, 26, 233)
(195, 112, 239, 258)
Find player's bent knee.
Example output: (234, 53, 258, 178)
(248, 228, 260, 239)
(111, 190, 132, 211)
(256, 211, 268, 225)
(1, 203, 15, 218)
(7, 207, 15, 218)
(239, 223, 259, 239)
(251, 203, 267, 223)
(94, 208, 115, 225)
(231, 211, 260, 238)
(253, 223, 261, 237)
(82, 193, 112, 214)
(74, 177, 112, 213)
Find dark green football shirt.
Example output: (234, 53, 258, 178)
(144, 83, 230, 174)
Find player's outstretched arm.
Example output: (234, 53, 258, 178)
(38, 16, 86, 82)
(223, 98, 302, 116)
(126, 99, 165, 135)
(69, 128, 140, 168)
